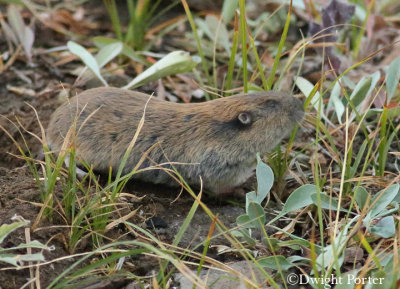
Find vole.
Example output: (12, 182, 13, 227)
(47, 87, 303, 195)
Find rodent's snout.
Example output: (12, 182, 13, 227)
(290, 97, 305, 124)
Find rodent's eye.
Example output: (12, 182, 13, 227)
(238, 112, 252, 125)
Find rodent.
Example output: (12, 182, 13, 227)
(47, 87, 304, 195)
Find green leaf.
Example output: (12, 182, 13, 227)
(315, 243, 345, 271)
(7, 5, 25, 45)
(0, 252, 45, 267)
(370, 216, 395, 238)
(236, 214, 253, 229)
(379, 249, 400, 271)
(282, 184, 316, 214)
(95, 42, 123, 68)
(203, 15, 230, 53)
(15, 240, 53, 250)
(349, 140, 368, 178)
(367, 71, 381, 102)
(245, 191, 257, 212)
(22, 26, 34, 61)
(311, 193, 348, 212)
(123, 51, 200, 89)
(231, 229, 256, 246)
(92, 36, 147, 64)
(221, 0, 238, 23)
(329, 81, 345, 124)
(364, 270, 393, 289)
(386, 56, 400, 102)
(287, 255, 311, 264)
(67, 41, 108, 86)
(255, 153, 274, 204)
(278, 239, 314, 251)
(295, 76, 321, 112)
(349, 76, 371, 109)
(354, 186, 370, 211)
(334, 270, 359, 289)
(364, 106, 400, 119)
(258, 255, 295, 270)
(247, 201, 266, 230)
(261, 237, 280, 251)
(1, 20, 18, 45)
(368, 184, 399, 219)
(0, 220, 28, 244)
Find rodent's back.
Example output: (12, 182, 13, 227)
(47, 87, 303, 193)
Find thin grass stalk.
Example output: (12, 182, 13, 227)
(125, 0, 136, 47)
(103, 0, 123, 41)
(353, 0, 374, 59)
(313, 92, 326, 276)
(224, 12, 239, 96)
(239, 0, 248, 92)
(46, 244, 151, 289)
(193, 215, 217, 289)
(64, 149, 78, 222)
(358, 232, 382, 270)
(256, 218, 288, 288)
(378, 106, 388, 176)
(266, 0, 292, 89)
(333, 107, 349, 248)
(181, 0, 210, 83)
(157, 184, 201, 285)
(249, 34, 268, 90)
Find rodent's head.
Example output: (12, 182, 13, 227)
(204, 91, 304, 154)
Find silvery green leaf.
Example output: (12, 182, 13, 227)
(367, 184, 399, 219)
(95, 42, 123, 68)
(236, 214, 253, 229)
(247, 201, 266, 230)
(7, 5, 25, 45)
(295, 76, 321, 112)
(258, 255, 295, 270)
(386, 56, 400, 102)
(221, 0, 238, 23)
(204, 15, 230, 54)
(0, 220, 28, 244)
(1, 20, 18, 46)
(354, 186, 369, 210)
(15, 240, 53, 251)
(245, 191, 258, 212)
(368, 71, 380, 97)
(282, 184, 316, 214)
(92, 36, 146, 64)
(231, 229, 256, 246)
(123, 51, 200, 89)
(329, 81, 345, 123)
(334, 270, 360, 289)
(370, 216, 395, 238)
(311, 193, 349, 212)
(23, 26, 34, 61)
(315, 217, 358, 271)
(0, 252, 45, 267)
(67, 41, 108, 86)
(349, 76, 371, 109)
(364, 106, 400, 119)
(255, 153, 274, 204)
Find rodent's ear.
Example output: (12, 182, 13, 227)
(238, 112, 252, 125)
(264, 99, 279, 109)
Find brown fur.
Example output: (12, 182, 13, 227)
(47, 87, 303, 194)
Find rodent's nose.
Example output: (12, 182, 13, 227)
(292, 97, 304, 122)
